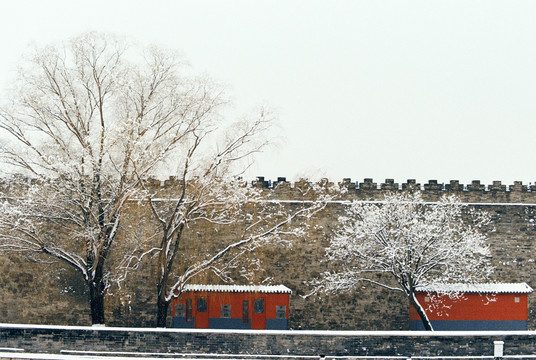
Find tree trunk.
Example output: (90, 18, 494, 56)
(409, 291, 434, 331)
(89, 278, 106, 325)
(156, 253, 170, 328)
(156, 294, 170, 328)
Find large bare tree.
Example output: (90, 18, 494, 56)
(0, 32, 229, 325)
(316, 192, 493, 331)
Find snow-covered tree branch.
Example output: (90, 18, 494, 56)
(0, 32, 228, 325)
(121, 109, 334, 327)
(315, 192, 493, 331)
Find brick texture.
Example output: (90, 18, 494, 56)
(0, 178, 535, 330)
(0, 325, 535, 357)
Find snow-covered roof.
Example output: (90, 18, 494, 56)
(415, 283, 533, 294)
(182, 284, 292, 294)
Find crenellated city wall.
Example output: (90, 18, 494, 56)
(0, 177, 535, 330)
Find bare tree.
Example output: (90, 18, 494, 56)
(120, 118, 331, 327)
(0, 32, 227, 325)
(316, 192, 493, 331)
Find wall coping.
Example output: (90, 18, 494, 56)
(150, 199, 536, 207)
(1, 323, 535, 337)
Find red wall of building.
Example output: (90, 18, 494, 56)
(172, 291, 289, 329)
(410, 292, 528, 321)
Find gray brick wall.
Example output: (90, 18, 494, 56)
(0, 325, 535, 357)
(1, 178, 535, 330)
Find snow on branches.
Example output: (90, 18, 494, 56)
(147, 176, 333, 327)
(317, 192, 494, 330)
(0, 32, 272, 325)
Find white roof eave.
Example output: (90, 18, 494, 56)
(415, 282, 533, 294)
(182, 284, 292, 294)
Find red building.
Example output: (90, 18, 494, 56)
(171, 284, 291, 330)
(409, 283, 533, 330)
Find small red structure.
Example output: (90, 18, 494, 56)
(172, 284, 291, 330)
(410, 283, 533, 330)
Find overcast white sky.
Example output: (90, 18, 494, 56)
(1, 0, 535, 186)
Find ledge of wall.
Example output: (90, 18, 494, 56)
(1, 324, 536, 357)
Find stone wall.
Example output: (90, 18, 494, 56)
(0, 177, 535, 330)
(0, 324, 535, 358)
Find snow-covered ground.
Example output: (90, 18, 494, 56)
(2, 322, 536, 336)
(5, 352, 536, 360)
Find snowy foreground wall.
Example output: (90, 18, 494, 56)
(1, 324, 536, 358)
(0, 177, 535, 330)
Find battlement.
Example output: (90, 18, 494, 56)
(139, 176, 536, 194)
(250, 177, 536, 193)
(3, 175, 536, 203)
(139, 176, 536, 204)
(4, 175, 533, 193)
(251, 177, 536, 204)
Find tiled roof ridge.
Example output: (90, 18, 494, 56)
(415, 282, 533, 294)
(182, 284, 292, 294)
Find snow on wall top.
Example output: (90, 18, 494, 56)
(182, 284, 292, 294)
(415, 283, 533, 294)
